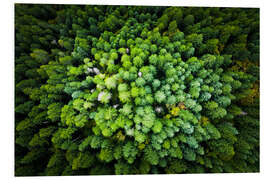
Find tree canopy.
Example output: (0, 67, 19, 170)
(15, 4, 259, 176)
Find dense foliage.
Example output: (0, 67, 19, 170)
(15, 4, 259, 176)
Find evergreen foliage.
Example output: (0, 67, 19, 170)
(15, 4, 259, 176)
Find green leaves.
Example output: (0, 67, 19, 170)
(133, 56, 144, 67)
(155, 91, 166, 103)
(30, 49, 49, 64)
(72, 152, 95, 170)
(15, 4, 259, 176)
(105, 75, 117, 89)
(98, 148, 114, 163)
(167, 95, 176, 105)
(123, 141, 138, 163)
(119, 91, 131, 103)
(74, 114, 88, 127)
(144, 146, 159, 165)
(152, 120, 163, 133)
(119, 104, 133, 116)
(118, 83, 128, 92)
(205, 101, 218, 110)
(135, 77, 146, 87)
(134, 130, 146, 143)
(79, 136, 92, 151)
(97, 91, 112, 104)
(204, 123, 221, 140)
(131, 86, 139, 97)
(59, 56, 73, 65)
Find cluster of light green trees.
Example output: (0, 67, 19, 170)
(15, 4, 259, 175)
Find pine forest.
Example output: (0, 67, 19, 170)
(15, 4, 260, 176)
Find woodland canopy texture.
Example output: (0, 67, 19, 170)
(15, 4, 259, 176)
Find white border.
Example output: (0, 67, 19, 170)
(1, 0, 270, 180)
(13, 0, 261, 8)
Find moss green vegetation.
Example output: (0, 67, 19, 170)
(15, 4, 259, 175)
